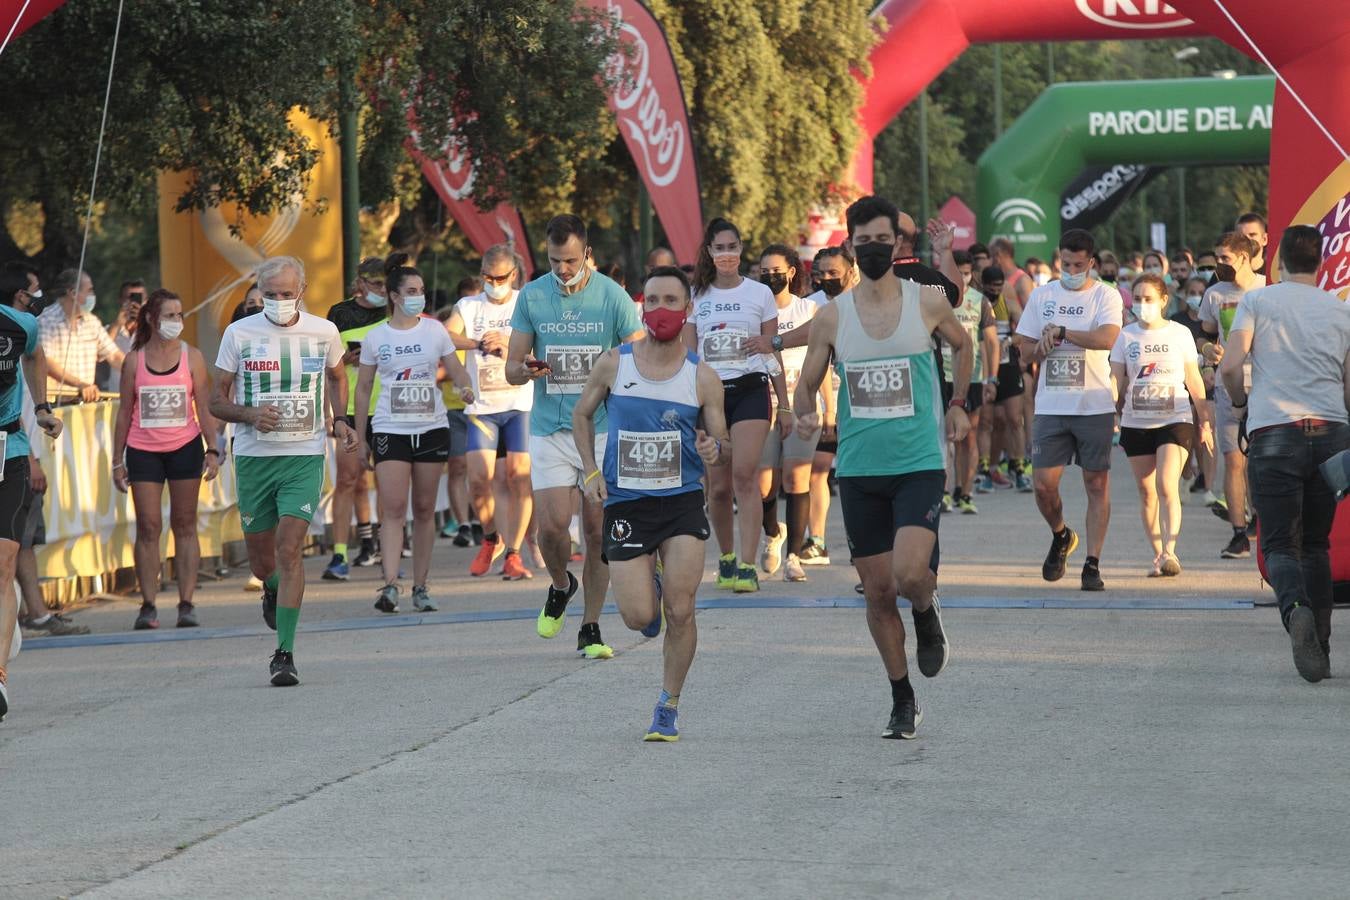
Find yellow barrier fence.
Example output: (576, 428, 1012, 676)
(32, 400, 242, 581)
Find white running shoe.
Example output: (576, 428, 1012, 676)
(784, 553, 807, 582)
(761, 526, 786, 575)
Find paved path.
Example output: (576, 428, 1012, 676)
(6, 455, 1348, 899)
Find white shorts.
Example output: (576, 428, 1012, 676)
(529, 430, 609, 491)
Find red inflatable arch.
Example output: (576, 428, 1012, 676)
(857, 0, 1350, 285)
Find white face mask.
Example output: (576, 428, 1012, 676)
(1144, 266, 1164, 276)
(365, 290, 387, 308)
(1136, 302, 1162, 324)
(401, 294, 426, 317)
(159, 319, 184, 340)
(1060, 271, 1087, 290)
(484, 281, 512, 301)
(30, 289, 42, 300)
(1034, 272, 1051, 286)
(712, 252, 741, 274)
(553, 265, 587, 290)
(81, 293, 97, 314)
(263, 297, 299, 324)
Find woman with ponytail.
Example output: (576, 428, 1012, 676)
(682, 218, 793, 593)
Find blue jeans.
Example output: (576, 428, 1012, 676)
(1247, 422, 1350, 637)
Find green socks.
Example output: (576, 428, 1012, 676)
(276, 606, 300, 653)
(264, 571, 280, 594)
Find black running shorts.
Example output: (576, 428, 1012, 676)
(602, 489, 710, 563)
(839, 470, 944, 569)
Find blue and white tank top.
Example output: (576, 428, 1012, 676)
(603, 344, 704, 504)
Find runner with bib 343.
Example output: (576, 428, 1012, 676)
(794, 195, 970, 741)
(1013, 229, 1123, 592)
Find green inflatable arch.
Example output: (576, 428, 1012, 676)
(976, 76, 1275, 261)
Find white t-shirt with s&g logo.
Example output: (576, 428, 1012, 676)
(692, 278, 778, 381)
(1015, 280, 1123, 416)
(1109, 321, 1196, 429)
(359, 317, 455, 434)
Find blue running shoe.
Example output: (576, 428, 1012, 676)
(322, 554, 349, 581)
(644, 704, 679, 742)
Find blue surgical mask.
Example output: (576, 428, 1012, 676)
(1060, 271, 1087, 290)
(82, 293, 97, 314)
(401, 294, 426, 317)
(1186, 295, 1202, 312)
(365, 290, 387, 308)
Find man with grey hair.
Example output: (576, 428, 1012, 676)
(211, 256, 358, 686)
(446, 244, 536, 580)
(37, 268, 124, 404)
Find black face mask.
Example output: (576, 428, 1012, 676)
(982, 288, 1003, 301)
(818, 277, 843, 298)
(760, 272, 789, 295)
(1213, 262, 1237, 283)
(1099, 269, 1118, 283)
(854, 242, 894, 281)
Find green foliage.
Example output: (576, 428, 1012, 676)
(0, 0, 621, 275)
(658, 0, 876, 250)
(873, 38, 1269, 254)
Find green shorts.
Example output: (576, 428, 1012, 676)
(235, 454, 325, 534)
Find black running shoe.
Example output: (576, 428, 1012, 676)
(1221, 533, 1251, 559)
(1189, 473, 1206, 493)
(352, 544, 381, 567)
(1288, 606, 1329, 683)
(269, 649, 299, 687)
(374, 583, 400, 614)
(913, 592, 949, 678)
(452, 525, 472, 548)
(1081, 561, 1105, 592)
(882, 699, 922, 740)
(471, 522, 485, 545)
(261, 584, 277, 631)
(1042, 527, 1078, 582)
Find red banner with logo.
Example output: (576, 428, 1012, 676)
(408, 136, 535, 279)
(580, 0, 704, 264)
(1171, 0, 1350, 295)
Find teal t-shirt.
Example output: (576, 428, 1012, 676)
(0, 305, 39, 461)
(510, 271, 643, 436)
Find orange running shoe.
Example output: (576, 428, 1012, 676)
(470, 536, 504, 577)
(501, 550, 533, 581)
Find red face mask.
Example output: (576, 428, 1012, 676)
(643, 306, 687, 342)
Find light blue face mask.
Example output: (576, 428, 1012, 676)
(365, 290, 387, 308)
(401, 294, 426, 317)
(1060, 270, 1087, 290)
(82, 293, 97, 314)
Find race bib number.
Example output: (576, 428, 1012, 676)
(1044, 350, 1086, 392)
(389, 379, 440, 422)
(1131, 382, 1177, 417)
(616, 429, 682, 490)
(701, 327, 748, 364)
(545, 345, 601, 395)
(844, 358, 914, 419)
(476, 356, 511, 393)
(256, 391, 319, 442)
(138, 384, 190, 429)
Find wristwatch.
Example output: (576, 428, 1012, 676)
(948, 396, 969, 411)
(983, 377, 999, 386)
(34, 402, 53, 415)
(1057, 325, 1067, 342)
(771, 335, 784, 352)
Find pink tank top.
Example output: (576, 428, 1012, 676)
(128, 344, 202, 452)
